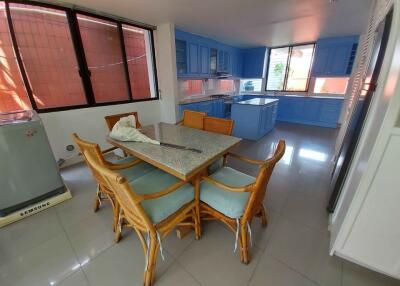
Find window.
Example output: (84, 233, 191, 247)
(0, 1, 158, 113)
(122, 24, 156, 100)
(0, 2, 31, 112)
(314, 77, 349, 95)
(9, 4, 87, 109)
(77, 14, 129, 103)
(266, 44, 315, 92)
(240, 79, 262, 92)
(219, 79, 234, 93)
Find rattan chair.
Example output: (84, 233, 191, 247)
(177, 110, 207, 130)
(83, 150, 201, 286)
(104, 111, 142, 130)
(203, 116, 234, 135)
(200, 140, 285, 264)
(72, 133, 154, 234)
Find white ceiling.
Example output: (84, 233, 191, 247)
(49, 0, 373, 47)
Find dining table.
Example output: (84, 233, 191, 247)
(107, 122, 242, 237)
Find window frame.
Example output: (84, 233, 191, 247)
(2, 0, 159, 113)
(265, 42, 315, 93)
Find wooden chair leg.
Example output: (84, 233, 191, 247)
(93, 186, 101, 212)
(240, 223, 250, 265)
(144, 236, 158, 286)
(192, 208, 201, 240)
(260, 204, 268, 228)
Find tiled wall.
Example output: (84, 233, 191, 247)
(0, 3, 31, 113)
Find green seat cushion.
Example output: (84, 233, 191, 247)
(200, 167, 255, 219)
(129, 169, 194, 224)
(112, 157, 155, 182)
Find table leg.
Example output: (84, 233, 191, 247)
(176, 173, 202, 239)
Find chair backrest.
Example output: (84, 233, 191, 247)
(203, 116, 234, 135)
(104, 112, 142, 131)
(243, 139, 286, 220)
(72, 133, 109, 187)
(182, 110, 207, 130)
(83, 150, 153, 232)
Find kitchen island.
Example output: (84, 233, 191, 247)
(231, 98, 279, 140)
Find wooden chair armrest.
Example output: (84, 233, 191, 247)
(225, 152, 265, 166)
(202, 176, 253, 192)
(140, 180, 187, 200)
(106, 158, 143, 170)
(102, 146, 118, 154)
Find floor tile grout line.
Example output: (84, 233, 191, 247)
(176, 259, 205, 286)
(246, 213, 284, 286)
(54, 207, 92, 286)
(270, 254, 324, 286)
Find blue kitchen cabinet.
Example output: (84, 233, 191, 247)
(241, 47, 267, 78)
(232, 99, 279, 140)
(239, 95, 344, 128)
(188, 43, 199, 74)
(176, 39, 187, 75)
(217, 49, 231, 73)
(312, 35, 359, 77)
(199, 46, 209, 74)
(178, 99, 227, 119)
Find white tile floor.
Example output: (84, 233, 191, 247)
(1, 122, 400, 286)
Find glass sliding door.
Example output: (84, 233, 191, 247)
(77, 14, 130, 103)
(122, 24, 156, 100)
(8, 3, 87, 109)
(0, 2, 31, 112)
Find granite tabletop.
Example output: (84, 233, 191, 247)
(107, 122, 241, 180)
(235, 98, 279, 106)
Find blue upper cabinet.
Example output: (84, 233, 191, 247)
(175, 39, 187, 75)
(311, 35, 359, 77)
(199, 46, 209, 74)
(188, 43, 199, 74)
(241, 47, 267, 78)
(175, 29, 241, 78)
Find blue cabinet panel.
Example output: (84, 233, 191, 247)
(311, 35, 359, 77)
(188, 43, 199, 74)
(232, 101, 278, 140)
(175, 39, 187, 75)
(241, 47, 267, 78)
(199, 46, 209, 74)
(178, 99, 227, 119)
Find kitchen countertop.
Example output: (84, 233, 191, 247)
(235, 98, 279, 106)
(178, 96, 226, 104)
(240, 93, 344, 100)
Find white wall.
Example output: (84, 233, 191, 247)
(40, 101, 161, 161)
(155, 22, 179, 124)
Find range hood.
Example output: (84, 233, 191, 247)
(215, 71, 232, 78)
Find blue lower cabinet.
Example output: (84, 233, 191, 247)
(238, 95, 344, 128)
(232, 100, 278, 140)
(179, 99, 227, 119)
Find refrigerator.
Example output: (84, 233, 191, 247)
(0, 110, 71, 226)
